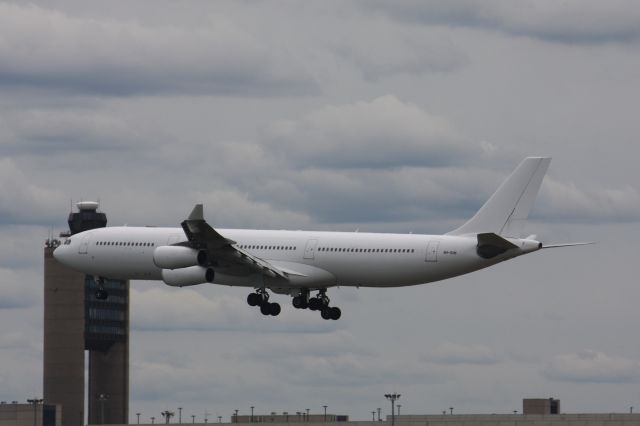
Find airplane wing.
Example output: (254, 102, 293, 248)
(180, 204, 295, 279)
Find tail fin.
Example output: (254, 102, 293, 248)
(447, 157, 551, 238)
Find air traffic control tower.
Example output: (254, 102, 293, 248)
(43, 202, 129, 426)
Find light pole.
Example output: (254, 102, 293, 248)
(179, 408, 183, 424)
(323, 406, 328, 422)
(98, 394, 110, 424)
(234, 410, 239, 423)
(27, 398, 43, 426)
(377, 408, 381, 422)
(449, 407, 453, 415)
(306, 409, 310, 422)
(372, 411, 376, 421)
(162, 411, 175, 424)
(385, 393, 401, 426)
(152, 417, 156, 425)
(218, 417, 222, 424)
(251, 407, 254, 423)
(397, 405, 401, 416)
(137, 413, 141, 424)
(191, 415, 196, 424)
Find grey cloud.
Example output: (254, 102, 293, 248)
(0, 109, 151, 156)
(368, 0, 640, 44)
(0, 3, 317, 96)
(131, 287, 340, 333)
(427, 342, 501, 365)
(543, 350, 640, 383)
(0, 159, 66, 226)
(245, 330, 372, 360)
(0, 268, 41, 309)
(274, 352, 449, 388)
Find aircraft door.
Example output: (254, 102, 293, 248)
(425, 240, 440, 262)
(78, 234, 90, 254)
(303, 239, 318, 260)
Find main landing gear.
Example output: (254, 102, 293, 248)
(247, 289, 281, 316)
(95, 277, 109, 300)
(292, 289, 341, 320)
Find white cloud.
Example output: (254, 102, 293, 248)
(263, 95, 476, 169)
(543, 350, 640, 383)
(538, 178, 640, 223)
(331, 21, 466, 81)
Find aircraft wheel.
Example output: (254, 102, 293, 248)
(320, 307, 332, 320)
(260, 303, 272, 316)
(270, 303, 281, 316)
(329, 307, 341, 320)
(247, 293, 261, 306)
(292, 296, 307, 309)
(308, 298, 322, 311)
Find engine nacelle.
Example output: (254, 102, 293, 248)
(161, 266, 215, 287)
(153, 246, 208, 269)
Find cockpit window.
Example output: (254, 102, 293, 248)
(64, 239, 72, 245)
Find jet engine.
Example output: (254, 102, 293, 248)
(153, 246, 208, 269)
(161, 265, 215, 287)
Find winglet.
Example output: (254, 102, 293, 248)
(188, 204, 204, 221)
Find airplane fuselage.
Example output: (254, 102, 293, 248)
(57, 226, 540, 292)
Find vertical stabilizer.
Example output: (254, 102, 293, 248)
(447, 157, 551, 238)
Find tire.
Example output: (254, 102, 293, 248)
(292, 296, 304, 309)
(329, 307, 341, 320)
(247, 293, 260, 306)
(270, 303, 281, 316)
(320, 308, 331, 320)
(293, 296, 308, 309)
(260, 303, 272, 315)
(308, 298, 322, 311)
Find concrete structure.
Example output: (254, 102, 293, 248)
(232, 414, 347, 423)
(390, 414, 640, 426)
(523, 399, 560, 415)
(43, 202, 129, 426)
(89, 414, 640, 426)
(43, 245, 85, 426)
(0, 402, 61, 426)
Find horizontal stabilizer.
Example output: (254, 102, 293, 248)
(542, 242, 595, 249)
(476, 232, 518, 259)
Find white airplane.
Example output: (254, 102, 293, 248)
(54, 157, 587, 320)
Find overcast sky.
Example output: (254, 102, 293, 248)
(1, 0, 639, 422)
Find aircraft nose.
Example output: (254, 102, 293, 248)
(53, 244, 68, 264)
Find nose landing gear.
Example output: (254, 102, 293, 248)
(95, 277, 109, 300)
